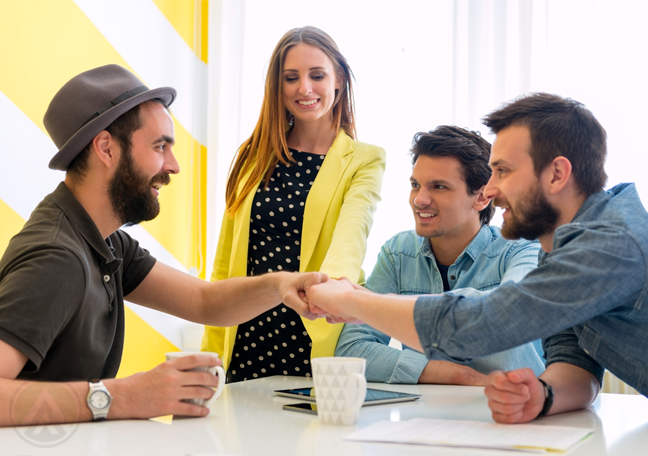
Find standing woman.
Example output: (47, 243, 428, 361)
(202, 26, 385, 382)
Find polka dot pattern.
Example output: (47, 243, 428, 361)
(226, 150, 325, 383)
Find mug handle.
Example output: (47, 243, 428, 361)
(344, 373, 367, 419)
(205, 366, 226, 408)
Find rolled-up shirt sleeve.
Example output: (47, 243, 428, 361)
(543, 328, 604, 385)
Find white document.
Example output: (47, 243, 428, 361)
(344, 418, 593, 453)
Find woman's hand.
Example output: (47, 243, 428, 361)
(279, 272, 329, 320)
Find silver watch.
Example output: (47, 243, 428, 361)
(87, 380, 112, 421)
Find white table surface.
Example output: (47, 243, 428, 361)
(2, 376, 647, 455)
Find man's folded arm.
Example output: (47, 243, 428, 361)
(335, 323, 428, 383)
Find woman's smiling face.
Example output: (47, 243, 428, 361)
(282, 43, 340, 128)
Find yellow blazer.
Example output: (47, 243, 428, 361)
(201, 131, 386, 370)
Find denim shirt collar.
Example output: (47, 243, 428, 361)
(419, 225, 492, 268)
(572, 183, 634, 223)
(539, 183, 636, 265)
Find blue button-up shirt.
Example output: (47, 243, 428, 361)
(414, 184, 648, 396)
(336, 225, 545, 383)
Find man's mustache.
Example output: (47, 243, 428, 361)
(150, 172, 171, 187)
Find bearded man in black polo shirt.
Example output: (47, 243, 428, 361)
(0, 65, 325, 427)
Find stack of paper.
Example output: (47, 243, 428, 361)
(344, 418, 593, 453)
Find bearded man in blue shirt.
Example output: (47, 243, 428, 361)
(309, 93, 648, 423)
(335, 126, 544, 385)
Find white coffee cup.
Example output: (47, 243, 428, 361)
(312, 357, 367, 425)
(165, 351, 226, 407)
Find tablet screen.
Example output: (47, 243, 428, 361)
(274, 387, 421, 406)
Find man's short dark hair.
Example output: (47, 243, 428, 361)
(67, 99, 166, 182)
(410, 125, 495, 225)
(482, 93, 607, 196)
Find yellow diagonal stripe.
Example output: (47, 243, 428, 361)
(0, 0, 206, 276)
(117, 306, 179, 378)
(0, 0, 133, 134)
(154, 0, 209, 63)
(0, 199, 25, 258)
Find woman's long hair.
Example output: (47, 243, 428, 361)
(225, 26, 357, 214)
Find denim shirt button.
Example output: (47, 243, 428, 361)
(431, 343, 439, 348)
(584, 349, 590, 355)
(450, 275, 456, 281)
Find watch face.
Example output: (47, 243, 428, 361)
(90, 391, 110, 410)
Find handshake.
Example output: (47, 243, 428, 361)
(281, 272, 367, 325)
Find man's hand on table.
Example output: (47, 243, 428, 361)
(484, 368, 545, 424)
(107, 353, 222, 419)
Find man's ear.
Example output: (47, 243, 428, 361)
(91, 131, 118, 169)
(544, 156, 572, 195)
(472, 186, 491, 212)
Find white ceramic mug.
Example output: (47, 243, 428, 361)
(165, 351, 226, 407)
(312, 357, 367, 425)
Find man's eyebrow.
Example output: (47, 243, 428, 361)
(490, 159, 508, 168)
(428, 179, 452, 187)
(154, 135, 175, 146)
(410, 176, 452, 186)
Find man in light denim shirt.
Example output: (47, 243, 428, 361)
(308, 93, 648, 424)
(335, 126, 544, 385)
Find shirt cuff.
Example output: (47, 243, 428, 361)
(388, 349, 429, 384)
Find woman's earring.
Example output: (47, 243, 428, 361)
(288, 114, 294, 126)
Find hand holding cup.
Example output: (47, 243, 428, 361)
(165, 351, 226, 408)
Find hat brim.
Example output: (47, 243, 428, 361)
(48, 87, 176, 171)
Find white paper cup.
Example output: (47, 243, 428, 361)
(312, 357, 367, 425)
(165, 351, 226, 407)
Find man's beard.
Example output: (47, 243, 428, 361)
(499, 183, 559, 241)
(108, 149, 170, 227)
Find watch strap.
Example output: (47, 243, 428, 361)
(536, 378, 554, 418)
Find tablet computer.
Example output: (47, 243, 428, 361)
(274, 387, 421, 406)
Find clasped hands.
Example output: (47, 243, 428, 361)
(280, 273, 364, 324)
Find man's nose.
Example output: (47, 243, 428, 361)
(165, 148, 180, 175)
(413, 189, 432, 208)
(483, 176, 499, 200)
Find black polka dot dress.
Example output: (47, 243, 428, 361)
(226, 150, 325, 383)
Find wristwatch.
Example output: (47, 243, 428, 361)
(536, 378, 554, 418)
(87, 380, 113, 421)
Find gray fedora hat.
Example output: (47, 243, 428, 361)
(44, 64, 176, 171)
